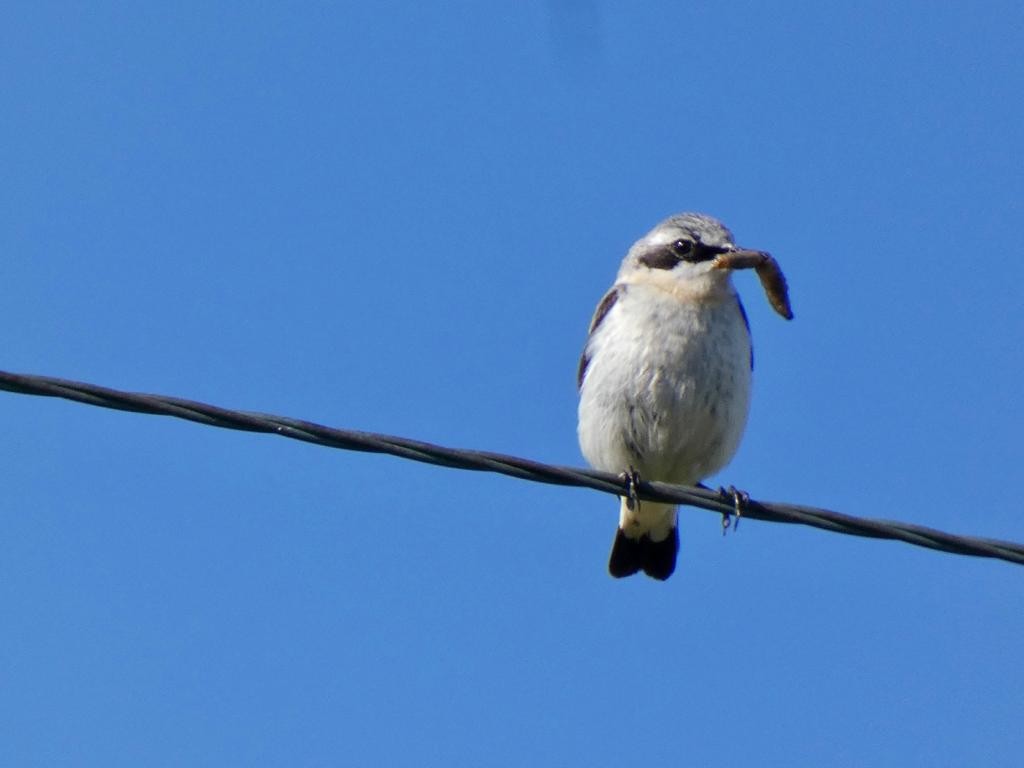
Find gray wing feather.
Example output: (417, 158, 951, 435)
(577, 285, 623, 389)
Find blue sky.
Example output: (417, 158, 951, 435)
(3, 2, 1023, 765)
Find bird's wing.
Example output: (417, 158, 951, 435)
(577, 284, 623, 390)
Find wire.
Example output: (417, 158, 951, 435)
(2, 368, 1022, 566)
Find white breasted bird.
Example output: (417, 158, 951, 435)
(577, 212, 792, 580)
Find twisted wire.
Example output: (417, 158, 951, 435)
(2, 369, 1021, 566)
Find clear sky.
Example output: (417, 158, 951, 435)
(3, 2, 1023, 766)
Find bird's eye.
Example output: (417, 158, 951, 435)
(671, 239, 693, 258)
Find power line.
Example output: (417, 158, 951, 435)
(2, 368, 1022, 566)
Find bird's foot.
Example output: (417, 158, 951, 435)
(620, 467, 642, 512)
(717, 485, 750, 534)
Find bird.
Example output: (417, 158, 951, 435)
(577, 212, 782, 580)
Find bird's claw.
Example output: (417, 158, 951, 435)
(621, 468, 642, 512)
(718, 485, 750, 534)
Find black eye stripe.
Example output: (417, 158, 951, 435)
(637, 246, 681, 270)
(689, 242, 730, 262)
(638, 241, 730, 269)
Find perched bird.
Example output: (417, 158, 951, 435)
(577, 212, 785, 580)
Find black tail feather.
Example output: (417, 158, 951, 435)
(608, 527, 679, 581)
(608, 529, 644, 578)
(641, 528, 679, 580)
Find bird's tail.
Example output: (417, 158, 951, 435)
(608, 499, 679, 580)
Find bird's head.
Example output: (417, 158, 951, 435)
(619, 212, 752, 286)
